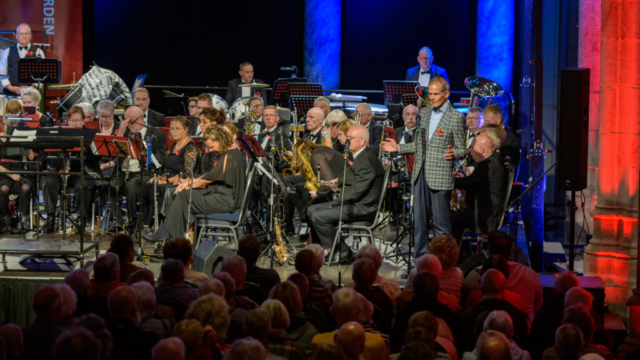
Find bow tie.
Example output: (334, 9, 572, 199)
(19, 46, 28, 51)
(421, 70, 430, 75)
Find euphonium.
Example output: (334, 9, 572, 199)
(244, 101, 257, 135)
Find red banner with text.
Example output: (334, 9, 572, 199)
(0, 0, 83, 84)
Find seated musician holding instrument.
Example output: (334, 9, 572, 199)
(21, 87, 53, 127)
(306, 125, 385, 261)
(258, 105, 292, 172)
(144, 125, 247, 242)
(96, 100, 120, 136)
(93, 100, 122, 225)
(143, 116, 200, 233)
(4, 99, 23, 116)
(187, 93, 214, 136)
(77, 102, 95, 123)
(354, 103, 384, 157)
(117, 106, 167, 231)
(450, 132, 507, 245)
(0, 115, 34, 232)
(237, 96, 266, 139)
(302, 107, 330, 146)
(314, 96, 332, 118)
(187, 97, 198, 117)
(482, 104, 520, 169)
(325, 110, 348, 153)
(197, 108, 224, 138)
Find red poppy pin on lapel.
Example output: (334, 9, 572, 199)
(437, 128, 443, 137)
(176, 150, 180, 156)
(27, 51, 33, 56)
(205, 148, 210, 153)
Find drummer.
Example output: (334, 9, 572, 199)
(224, 61, 268, 105)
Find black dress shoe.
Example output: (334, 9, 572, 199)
(142, 225, 171, 242)
(324, 243, 354, 264)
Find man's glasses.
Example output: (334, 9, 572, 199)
(16, 33, 30, 37)
(346, 136, 363, 141)
(188, 105, 197, 109)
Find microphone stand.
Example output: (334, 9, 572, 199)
(185, 162, 196, 240)
(268, 146, 277, 269)
(333, 140, 350, 288)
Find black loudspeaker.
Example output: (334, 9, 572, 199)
(460, 250, 489, 276)
(192, 239, 235, 275)
(558, 68, 590, 191)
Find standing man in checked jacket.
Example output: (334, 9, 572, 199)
(381, 76, 466, 258)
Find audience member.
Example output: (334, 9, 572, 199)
(398, 342, 434, 360)
(286, 273, 331, 333)
(475, 330, 512, 360)
(185, 294, 230, 357)
(464, 255, 526, 315)
(429, 235, 463, 300)
(155, 259, 198, 321)
(152, 337, 186, 360)
(352, 258, 394, 333)
(52, 328, 101, 360)
(459, 269, 528, 352)
(237, 234, 281, 294)
(198, 278, 226, 298)
(336, 322, 366, 360)
(530, 272, 580, 359)
(128, 268, 156, 286)
(392, 272, 456, 353)
(398, 254, 459, 313)
(108, 285, 160, 360)
(261, 299, 305, 360)
(407, 311, 457, 360)
(132, 281, 173, 338)
(213, 271, 249, 342)
(313, 343, 346, 360)
(355, 293, 390, 357)
(311, 288, 386, 360)
(295, 249, 332, 317)
(355, 244, 400, 304)
(483, 311, 530, 360)
(162, 238, 208, 286)
(64, 268, 92, 315)
(53, 283, 77, 325)
(23, 286, 63, 360)
(542, 324, 584, 360)
(224, 337, 266, 360)
(222, 255, 265, 307)
(90, 253, 123, 319)
(561, 304, 612, 359)
(74, 314, 113, 359)
(108, 235, 142, 282)
(243, 308, 288, 360)
(463, 231, 543, 322)
(305, 244, 337, 292)
(0, 324, 23, 360)
(269, 281, 319, 356)
(564, 288, 612, 350)
(172, 319, 204, 360)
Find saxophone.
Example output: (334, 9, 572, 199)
(272, 216, 290, 264)
(281, 131, 295, 177)
(298, 143, 319, 192)
(291, 107, 301, 146)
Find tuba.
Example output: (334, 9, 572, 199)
(415, 86, 432, 109)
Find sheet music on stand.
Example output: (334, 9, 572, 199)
(270, 78, 307, 106)
(383, 80, 419, 105)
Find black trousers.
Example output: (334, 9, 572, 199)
(40, 175, 61, 213)
(96, 176, 123, 223)
(306, 202, 366, 249)
(124, 172, 150, 223)
(164, 189, 233, 239)
(0, 178, 32, 217)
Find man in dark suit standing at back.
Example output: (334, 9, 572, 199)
(133, 88, 165, 128)
(306, 125, 386, 261)
(381, 77, 466, 258)
(405, 47, 449, 87)
(355, 103, 384, 157)
(225, 62, 268, 105)
(483, 104, 520, 170)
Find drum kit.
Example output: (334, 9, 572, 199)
(224, 82, 269, 121)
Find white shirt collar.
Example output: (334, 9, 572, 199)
(310, 127, 322, 136)
(352, 146, 366, 159)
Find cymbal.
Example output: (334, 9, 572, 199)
(238, 82, 269, 88)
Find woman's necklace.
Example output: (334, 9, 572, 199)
(174, 137, 189, 152)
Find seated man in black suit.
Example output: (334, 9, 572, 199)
(116, 106, 167, 230)
(237, 96, 266, 139)
(451, 133, 506, 243)
(306, 125, 385, 260)
(302, 107, 330, 146)
(225, 61, 268, 105)
(133, 88, 165, 128)
(237, 234, 281, 295)
(463, 107, 485, 171)
(405, 46, 449, 87)
(483, 104, 520, 169)
(354, 103, 384, 157)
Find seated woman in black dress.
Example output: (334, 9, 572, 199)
(144, 116, 199, 233)
(144, 125, 247, 241)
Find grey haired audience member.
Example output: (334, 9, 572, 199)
(336, 322, 365, 360)
(64, 268, 91, 296)
(23, 286, 64, 360)
(94, 253, 120, 283)
(132, 281, 173, 338)
(223, 337, 266, 360)
(74, 314, 114, 359)
(484, 311, 530, 360)
(152, 337, 186, 360)
(53, 283, 78, 320)
(198, 278, 226, 298)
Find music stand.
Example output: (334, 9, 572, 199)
(289, 82, 323, 96)
(17, 58, 61, 85)
(289, 95, 318, 121)
(270, 78, 307, 106)
(383, 80, 418, 105)
(401, 94, 419, 107)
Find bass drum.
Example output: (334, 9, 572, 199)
(209, 94, 228, 111)
(226, 97, 251, 121)
(57, 84, 83, 115)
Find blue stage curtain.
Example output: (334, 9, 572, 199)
(476, 0, 514, 93)
(304, 0, 341, 89)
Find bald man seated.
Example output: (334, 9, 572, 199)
(450, 132, 507, 244)
(476, 330, 513, 360)
(336, 322, 366, 360)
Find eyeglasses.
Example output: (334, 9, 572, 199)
(188, 105, 197, 109)
(17, 33, 30, 37)
(169, 127, 185, 132)
(99, 114, 112, 119)
(346, 136, 364, 141)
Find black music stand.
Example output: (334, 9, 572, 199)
(289, 95, 318, 121)
(401, 94, 419, 107)
(270, 78, 307, 106)
(289, 82, 323, 96)
(17, 58, 61, 85)
(383, 80, 418, 105)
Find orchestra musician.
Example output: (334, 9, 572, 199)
(405, 46, 449, 86)
(237, 96, 266, 139)
(187, 97, 198, 117)
(77, 103, 95, 123)
(195, 108, 225, 137)
(144, 116, 199, 233)
(94, 100, 123, 224)
(302, 107, 330, 146)
(187, 93, 214, 136)
(451, 132, 507, 244)
(380, 76, 466, 258)
(144, 125, 247, 242)
(133, 88, 165, 128)
(482, 104, 520, 169)
(258, 105, 292, 172)
(306, 125, 385, 261)
(325, 110, 348, 153)
(354, 103, 384, 156)
(0, 115, 34, 232)
(314, 96, 332, 118)
(0, 23, 45, 96)
(464, 107, 485, 172)
(225, 62, 268, 105)
(21, 87, 53, 127)
(116, 106, 167, 231)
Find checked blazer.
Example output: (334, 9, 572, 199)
(398, 101, 466, 190)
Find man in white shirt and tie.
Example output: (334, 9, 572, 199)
(133, 88, 165, 128)
(0, 23, 45, 95)
(405, 46, 449, 86)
